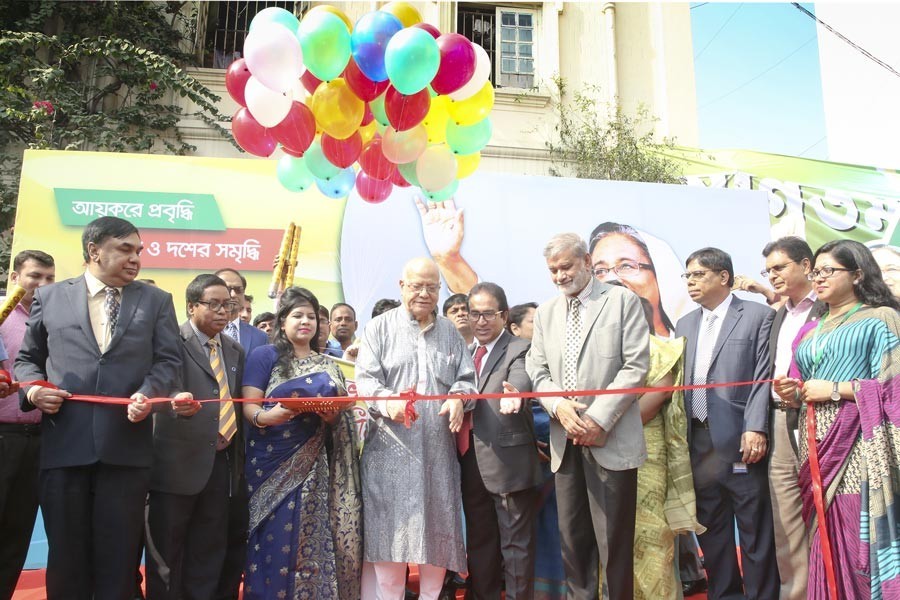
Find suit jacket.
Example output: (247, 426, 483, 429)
(526, 282, 650, 472)
(239, 320, 268, 357)
(676, 295, 774, 461)
(150, 321, 246, 496)
(470, 331, 541, 494)
(769, 298, 827, 456)
(15, 276, 181, 469)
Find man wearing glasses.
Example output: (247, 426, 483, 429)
(355, 257, 477, 600)
(675, 247, 778, 600)
(460, 282, 540, 599)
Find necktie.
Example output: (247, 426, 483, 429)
(564, 296, 582, 398)
(209, 338, 237, 444)
(692, 312, 718, 422)
(223, 321, 239, 342)
(457, 345, 488, 456)
(104, 286, 120, 339)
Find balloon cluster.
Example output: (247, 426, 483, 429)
(227, 2, 495, 203)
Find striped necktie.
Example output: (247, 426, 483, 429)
(691, 312, 718, 422)
(209, 338, 236, 443)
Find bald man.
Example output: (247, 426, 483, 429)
(355, 258, 477, 600)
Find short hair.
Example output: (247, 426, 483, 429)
(13, 250, 54, 272)
(762, 236, 814, 265)
(330, 302, 356, 320)
(686, 247, 734, 287)
(543, 233, 588, 260)
(816, 239, 900, 310)
(185, 274, 228, 305)
(245, 294, 254, 304)
(442, 293, 469, 316)
(81, 217, 139, 262)
(468, 282, 509, 312)
(507, 302, 537, 330)
(371, 298, 401, 318)
(253, 311, 275, 327)
(317, 305, 329, 320)
(213, 268, 247, 289)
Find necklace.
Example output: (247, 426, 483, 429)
(809, 302, 862, 378)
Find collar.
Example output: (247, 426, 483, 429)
(84, 270, 122, 297)
(701, 292, 733, 321)
(228, 316, 242, 329)
(475, 331, 503, 355)
(403, 307, 436, 332)
(786, 289, 817, 313)
(569, 277, 594, 305)
(189, 321, 221, 348)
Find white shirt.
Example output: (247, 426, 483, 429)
(473, 333, 502, 382)
(698, 293, 734, 350)
(84, 270, 123, 353)
(225, 317, 242, 345)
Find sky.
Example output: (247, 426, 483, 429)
(690, 2, 829, 160)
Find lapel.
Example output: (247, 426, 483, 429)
(478, 331, 509, 393)
(682, 308, 702, 381)
(709, 296, 742, 368)
(106, 283, 143, 354)
(222, 336, 241, 392)
(548, 295, 568, 376)
(180, 321, 216, 381)
(66, 277, 100, 353)
(577, 283, 609, 357)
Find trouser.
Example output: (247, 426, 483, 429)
(0, 424, 41, 599)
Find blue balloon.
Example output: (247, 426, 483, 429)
(315, 167, 356, 198)
(351, 11, 403, 83)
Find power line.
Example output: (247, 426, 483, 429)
(699, 36, 817, 110)
(798, 135, 827, 157)
(691, 3, 710, 9)
(791, 3, 900, 79)
(694, 3, 743, 61)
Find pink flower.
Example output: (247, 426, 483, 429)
(149, 82, 158, 90)
(32, 100, 54, 115)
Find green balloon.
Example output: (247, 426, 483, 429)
(249, 7, 300, 33)
(385, 28, 440, 95)
(276, 155, 314, 192)
(446, 118, 493, 156)
(370, 93, 389, 127)
(424, 179, 459, 202)
(397, 161, 420, 187)
(298, 12, 351, 81)
(305, 140, 341, 180)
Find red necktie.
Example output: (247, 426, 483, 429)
(458, 345, 487, 456)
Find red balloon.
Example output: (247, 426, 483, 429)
(361, 104, 374, 126)
(300, 69, 323, 95)
(432, 34, 477, 95)
(389, 167, 411, 188)
(356, 171, 393, 203)
(344, 59, 390, 102)
(385, 86, 431, 132)
(232, 108, 276, 157)
(271, 102, 316, 155)
(413, 22, 441, 39)
(281, 145, 304, 157)
(322, 132, 363, 168)
(225, 59, 252, 107)
(359, 139, 396, 181)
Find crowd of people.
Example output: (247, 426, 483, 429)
(0, 214, 898, 600)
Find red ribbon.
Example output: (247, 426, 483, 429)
(806, 402, 839, 600)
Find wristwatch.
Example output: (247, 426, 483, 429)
(831, 381, 841, 402)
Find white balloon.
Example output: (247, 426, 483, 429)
(244, 76, 292, 127)
(416, 144, 458, 192)
(449, 43, 491, 101)
(244, 23, 303, 93)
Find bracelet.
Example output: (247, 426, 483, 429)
(252, 408, 268, 429)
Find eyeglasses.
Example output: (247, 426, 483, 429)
(592, 261, 654, 278)
(807, 266, 855, 280)
(468, 310, 504, 322)
(405, 282, 440, 295)
(225, 285, 245, 295)
(760, 261, 797, 278)
(196, 300, 238, 312)
(681, 270, 713, 281)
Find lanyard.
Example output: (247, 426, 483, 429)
(809, 302, 862, 377)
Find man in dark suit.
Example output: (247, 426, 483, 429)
(146, 274, 246, 600)
(675, 247, 778, 600)
(460, 282, 541, 599)
(214, 268, 268, 357)
(761, 237, 826, 600)
(526, 233, 650, 600)
(15, 216, 181, 599)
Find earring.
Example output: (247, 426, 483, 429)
(853, 280, 860, 285)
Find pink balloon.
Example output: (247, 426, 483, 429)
(361, 103, 374, 126)
(359, 138, 396, 181)
(281, 145, 304, 157)
(344, 58, 390, 102)
(385, 86, 431, 132)
(232, 108, 276, 157)
(412, 22, 441, 39)
(322, 132, 363, 168)
(431, 34, 476, 95)
(225, 59, 251, 106)
(356, 171, 393, 203)
(271, 102, 316, 154)
(300, 69, 323, 95)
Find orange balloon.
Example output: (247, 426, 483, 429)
(382, 2, 422, 28)
(305, 5, 353, 32)
(311, 78, 365, 140)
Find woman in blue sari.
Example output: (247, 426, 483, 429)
(241, 287, 362, 599)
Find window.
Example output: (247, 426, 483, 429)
(202, 1, 303, 69)
(457, 4, 538, 90)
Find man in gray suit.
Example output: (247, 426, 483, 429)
(15, 216, 181, 599)
(461, 282, 541, 599)
(675, 247, 778, 600)
(146, 274, 246, 600)
(526, 233, 650, 600)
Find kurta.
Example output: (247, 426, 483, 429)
(355, 307, 477, 572)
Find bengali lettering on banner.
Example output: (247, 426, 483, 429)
(140, 229, 284, 271)
(54, 188, 225, 231)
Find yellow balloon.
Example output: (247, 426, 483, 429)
(423, 95, 450, 144)
(359, 120, 378, 145)
(311, 78, 364, 140)
(456, 152, 481, 179)
(382, 2, 422, 28)
(447, 81, 494, 126)
(306, 5, 353, 32)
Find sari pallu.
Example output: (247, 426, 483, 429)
(792, 306, 900, 600)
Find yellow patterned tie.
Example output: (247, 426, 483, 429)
(208, 338, 236, 443)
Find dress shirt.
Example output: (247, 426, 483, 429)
(84, 270, 122, 353)
(771, 290, 817, 401)
(0, 303, 26, 423)
(188, 322, 225, 363)
(225, 317, 241, 345)
(550, 278, 594, 417)
(698, 293, 734, 352)
(473, 334, 501, 381)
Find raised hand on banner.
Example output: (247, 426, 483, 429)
(128, 393, 152, 423)
(414, 196, 478, 294)
(171, 392, 201, 417)
(740, 431, 768, 463)
(499, 381, 522, 414)
(28, 385, 70, 415)
(438, 398, 464, 432)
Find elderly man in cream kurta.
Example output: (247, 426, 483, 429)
(355, 258, 477, 600)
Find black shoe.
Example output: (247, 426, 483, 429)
(682, 578, 708, 596)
